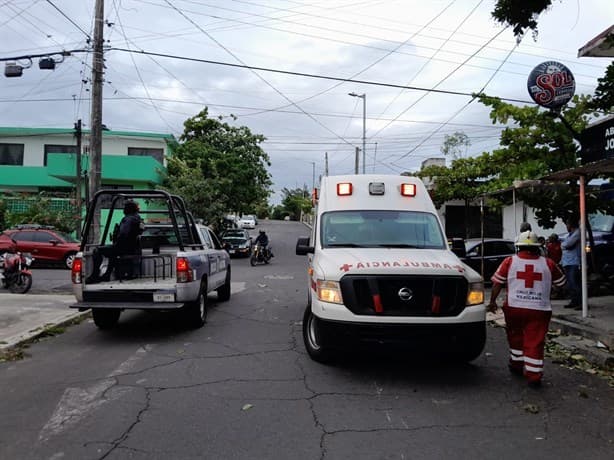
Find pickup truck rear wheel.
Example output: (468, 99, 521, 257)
(92, 308, 120, 329)
(302, 305, 334, 363)
(217, 268, 231, 302)
(184, 281, 207, 328)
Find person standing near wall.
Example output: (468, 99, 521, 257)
(561, 218, 581, 310)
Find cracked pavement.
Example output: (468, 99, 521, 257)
(1, 221, 612, 460)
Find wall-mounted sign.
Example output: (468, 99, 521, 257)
(580, 116, 614, 164)
(527, 61, 576, 109)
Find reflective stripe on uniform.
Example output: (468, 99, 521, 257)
(524, 356, 543, 365)
(525, 364, 542, 373)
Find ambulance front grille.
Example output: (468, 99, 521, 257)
(339, 275, 468, 317)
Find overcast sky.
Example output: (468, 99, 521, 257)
(1, 0, 612, 203)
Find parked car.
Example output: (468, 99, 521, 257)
(589, 213, 614, 274)
(3, 225, 80, 269)
(461, 238, 516, 282)
(0, 233, 17, 253)
(221, 228, 251, 241)
(221, 234, 252, 257)
(238, 215, 256, 229)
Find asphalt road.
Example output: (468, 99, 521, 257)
(1, 220, 612, 460)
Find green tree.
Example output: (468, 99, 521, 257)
(492, 0, 613, 113)
(418, 155, 491, 238)
(164, 108, 272, 228)
(478, 94, 614, 226)
(418, 95, 613, 234)
(441, 131, 471, 160)
(4, 196, 78, 233)
(280, 187, 312, 221)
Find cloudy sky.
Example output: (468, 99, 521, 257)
(1, 0, 612, 203)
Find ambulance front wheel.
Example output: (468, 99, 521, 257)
(456, 322, 486, 362)
(303, 305, 334, 364)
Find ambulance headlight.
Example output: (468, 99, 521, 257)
(317, 280, 343, 304)
(466, 282, 484, 306)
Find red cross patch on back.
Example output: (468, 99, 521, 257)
(517, 264, 543, 288)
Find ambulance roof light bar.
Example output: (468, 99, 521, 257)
(337, 182, 352, 196)
(400, 183, 416, 197)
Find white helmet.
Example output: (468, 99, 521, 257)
(515, 230, 541, 247)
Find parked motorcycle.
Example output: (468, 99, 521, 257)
(0, 251, 33, 293)
(250, 243, 271, 266)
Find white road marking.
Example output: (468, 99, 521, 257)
(264, 275, 294, 280)
(231, 282, 247, 294)
(39, 345, 152, 442)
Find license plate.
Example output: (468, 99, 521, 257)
(154, 293, 175, 302)
(229, 249, 235, 254)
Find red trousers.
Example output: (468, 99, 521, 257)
(502, 305, 552, 383)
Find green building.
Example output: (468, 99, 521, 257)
(0, 127, 175, 214)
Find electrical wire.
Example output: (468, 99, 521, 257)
(162, 0, 354, 147)
(45, 0, 91, 40)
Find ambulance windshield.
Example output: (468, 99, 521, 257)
(321, 210, 445, 249)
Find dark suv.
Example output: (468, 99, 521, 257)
(3, 225, 80, 269)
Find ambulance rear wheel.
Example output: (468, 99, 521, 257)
(302, 305, 334, 363)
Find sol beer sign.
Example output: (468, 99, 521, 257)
(527, 61, 575, 109)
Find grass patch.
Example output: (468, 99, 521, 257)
(546, 332, 614, 386)
(0, 347, 27, 362)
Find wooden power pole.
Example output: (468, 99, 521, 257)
(75, 119, 82, 239)
(88, 0, 104, 241)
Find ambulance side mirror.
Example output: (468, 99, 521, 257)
(296, 237, 314, 255)
(448, 238, 466, 258)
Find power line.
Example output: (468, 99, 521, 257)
(162, 0, 353, 146)
(45, 0, 92, 40)
(108, 46, 534, 105)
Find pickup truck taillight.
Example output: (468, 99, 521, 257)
(176, 257, 193, 283)
(71, 257, 83, 284)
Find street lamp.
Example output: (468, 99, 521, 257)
(348, 92, 366, 174)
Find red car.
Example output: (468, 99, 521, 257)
(3, 225, 80, 269)
(0, 233, 16, 253)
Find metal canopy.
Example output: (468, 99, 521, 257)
(542, 158, 614, 180)
(577, 24, 614, 57)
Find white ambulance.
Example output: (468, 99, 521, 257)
(296, 174, 486, 363)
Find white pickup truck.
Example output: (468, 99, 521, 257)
(71, 190, 231, 329)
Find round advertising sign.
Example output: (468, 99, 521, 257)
(527, 61, 576, 109)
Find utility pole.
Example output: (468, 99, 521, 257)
(354, 147, 360, 174)
(325, 152, 329, 176)
(74, 119, 82, 239)
(89, 0, 104, 241)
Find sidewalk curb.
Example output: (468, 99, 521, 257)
(550, 334, 614, 370)
(551, 315, 614, 349)
(0, 310, 90, 352)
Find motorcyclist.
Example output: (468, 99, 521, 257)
(254, 230, 273, 258)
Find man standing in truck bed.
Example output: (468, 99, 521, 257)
(86, 200, 144, 282)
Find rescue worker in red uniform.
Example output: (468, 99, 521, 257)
(487, 231, 566, 387)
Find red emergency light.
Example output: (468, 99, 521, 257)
(337, 182, 353, 196)
(400, 183, 416, 197)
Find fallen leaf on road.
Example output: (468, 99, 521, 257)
(242, 404, 253, 411)
(522, 404, 540, 414)
(571, 354, 585, 361)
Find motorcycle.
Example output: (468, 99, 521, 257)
(0, 251, 34, 293)
(250, 243, 271, 266)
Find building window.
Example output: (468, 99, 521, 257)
(44, 144, 78, 166)
(0, 143, 24, 165)
(98, 185, 134, 208)
(128, 147, 164, 164)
